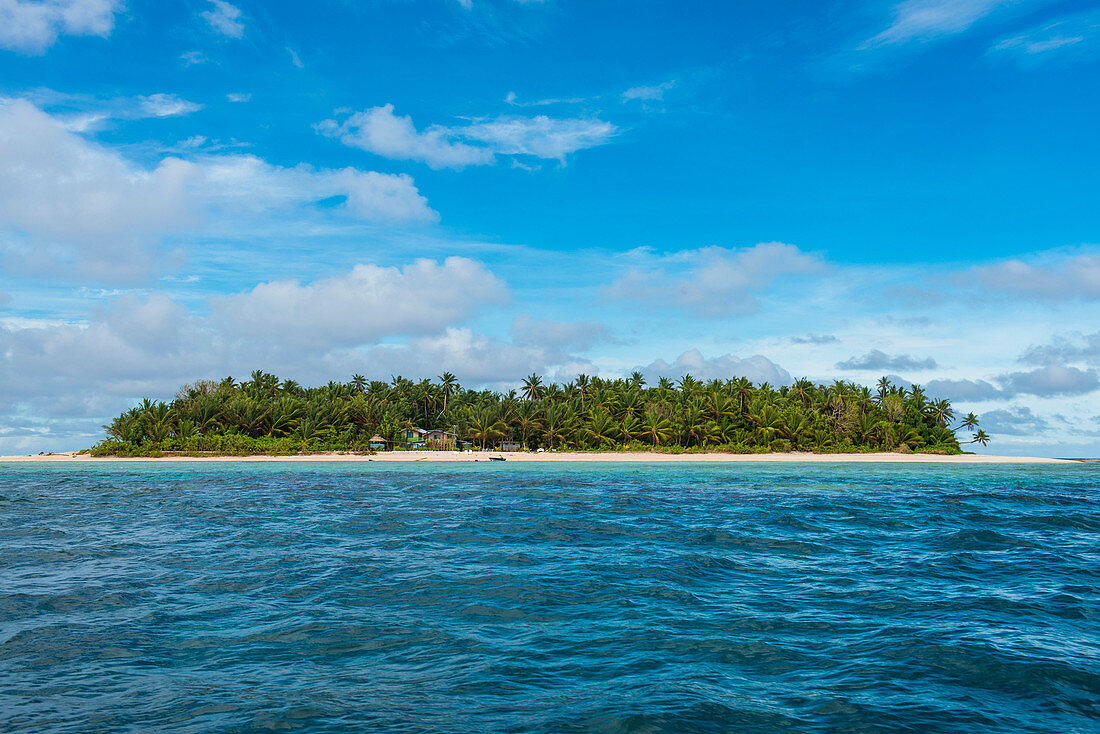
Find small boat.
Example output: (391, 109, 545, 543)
(489, 455, 506, 461)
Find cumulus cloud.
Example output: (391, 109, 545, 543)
(925, 378, 1003, 401)
(966, 253, 1100, 300)
(836, 349, 937, 371)
(0, 274, 613, 453)
(509, 314, 612, 351)
(211, 258, 508, 349)
(980, 406, 1050, 436)
(604, 242, 826, 317)
(0, 99, 435, 281)
(317, 105, 492, 169)
(360, 327, 588, 388)
(202, 0, 244, 39)
(637, 349, 792, 386)
(863, 0, 1020, 48)
(790, 333, 839, 345)
(998, 365, 1100, 397)
(1020, 332, 1100, 366)
(317, 104, 616, 169)
(0, 0, 120, 54)
(137, 93, 203, 118)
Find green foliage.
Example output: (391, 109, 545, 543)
(90, 372, 983, 456)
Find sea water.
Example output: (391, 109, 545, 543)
(0, 462, 1097, 733)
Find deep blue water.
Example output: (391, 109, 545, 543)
(1, 462, 1098, 733)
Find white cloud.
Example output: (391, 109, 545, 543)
(509, 314, 612, 351)
(836, 349, 938, 371)
(226, 92, 251, 103)
(604, 242, 827, 317)
(211, 258, 509, 349)
(0, 0, 120, 53)
(461, 115, 615, 160)
(637, 349, 793, 386)
(999, 365, 1100, 397)
(180, 50, 207, 66)
(1020, 332, 1100, 366)
(622, 80, 677, 102)
(925, 378, 1003, 401)
(317, 105, 492, 170)
(993, 10, 1100, 61)
(360, 327, 583, 388)
(202, 0, 243, 39)
(966, 252, 1100, 300)
(317, 104, 616, 169)
(137, 93, 203, 118)
(790, 333, 839, 344)
(981, 406, 1049, 435)
(863, 0, 1021, 47)
(0, 99, 436, 281)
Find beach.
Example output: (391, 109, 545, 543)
(0, 450, 1071, 463)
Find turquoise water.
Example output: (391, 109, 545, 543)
(1, 462, 1097, 732)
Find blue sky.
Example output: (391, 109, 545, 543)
(1, 0, 1099, 456)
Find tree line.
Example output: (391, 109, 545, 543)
(93, 369, 989, 456)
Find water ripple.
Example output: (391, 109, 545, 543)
(0, 462, 1097, 732)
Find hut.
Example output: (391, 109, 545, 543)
(369, 435, 389, 451)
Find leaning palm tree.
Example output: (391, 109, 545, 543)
(967, 430, 990, 447)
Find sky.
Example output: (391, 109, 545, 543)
(1, 0, 1099, 457)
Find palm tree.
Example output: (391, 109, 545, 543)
(514, 401, 542, 449)
(732, 377, 753, 415)
(522, 373, 544, 402)
(585, 410, 618, 448)
(959, 412, 980, 431)
(351, 374, 367, 394)
(619, 413, 643, 443)
(640, 409, 673, 445)
(542, 403, 573, 448)
(929, 399, 955, 428)
(967, 430, 990, 447)
(439, 371, 458, 415)
(629, 371, 646, 389)
(876, 376, 891, 402)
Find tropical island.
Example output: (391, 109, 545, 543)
(88, 370, 989, 457)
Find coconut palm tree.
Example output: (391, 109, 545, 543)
(585, 410, 618, 448)
(522, 373, 544, 402)
(960, 412, 980, 431)
(640, 409, 673, 445)
(876, 376, 891, 402)
(967, 430, 990, 446)
(438, 371, 458, 415)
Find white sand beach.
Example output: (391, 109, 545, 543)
(0, 451, 1073, 463)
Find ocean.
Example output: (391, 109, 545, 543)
(1, 462, 1097, 732)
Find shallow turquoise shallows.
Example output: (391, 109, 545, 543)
(1, 462, 1097, 733)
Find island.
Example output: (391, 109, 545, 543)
(81, 370, 994, 458)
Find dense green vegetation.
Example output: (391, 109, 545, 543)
(91, 370, 988, 456)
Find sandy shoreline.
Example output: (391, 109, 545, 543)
(0, 451, 1073, 464)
